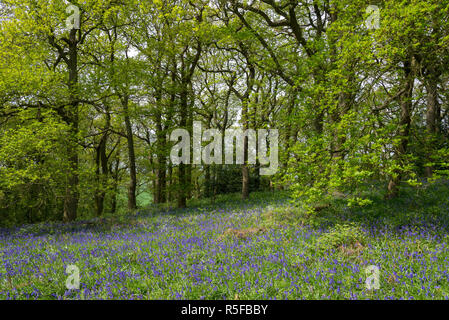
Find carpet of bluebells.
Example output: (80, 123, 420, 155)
(1, 186, 449, 300)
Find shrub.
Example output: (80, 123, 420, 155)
(315, 223, 367, 254)
(261, 205, 303, 228)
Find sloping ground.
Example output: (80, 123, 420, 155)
(1, 190, 449, 300)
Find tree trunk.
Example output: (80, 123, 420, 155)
(94, 134, 108, 216)
(155, 123, 167, 204)
(242, 104, 250, 201)
(167, 163, 173, 202)
(177, 80, 188, 209)
(240, 45, 255, 200)
(387, 58, 415, 198)
(63, 29, 80, 222)
(175, 42, 201, 208)
(204, 165, 211, 198)
(111, 156, 120, 214)
(425, 73, 440, 177)
(122, 95, 137, 210)
(94, 108, 110, 216)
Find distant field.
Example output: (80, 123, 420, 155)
(1, 186, 449, 300)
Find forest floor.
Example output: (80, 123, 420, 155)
(1, 182, 449, 299)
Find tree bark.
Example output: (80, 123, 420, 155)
(177, 78, 189, 208)
(122, 95, 137, 210)
(387, 58, 415, 198)
(239, 44, 255, 200)
(110, 156, 120, 214)
(154, 111, 167, 204)
(425, 72, 440, 177)
(94, 133, 108, 216)
(176, 41, 202, 208)
(94, 107, 110, 216)
(63, 29, 80, 222)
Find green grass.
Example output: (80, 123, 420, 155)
(1, 183, 449, 300)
